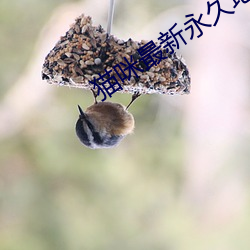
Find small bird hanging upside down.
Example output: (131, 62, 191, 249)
(75, 91, 140, 149)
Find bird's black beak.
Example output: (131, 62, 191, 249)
(77, 105, 86, 119)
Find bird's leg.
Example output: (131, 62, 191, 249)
(126, 92, 141, 110)
(91, 89, 98, 104)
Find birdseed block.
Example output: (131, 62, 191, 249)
(42, 14, 191, 96)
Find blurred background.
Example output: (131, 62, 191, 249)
(1, 0, 250, 249)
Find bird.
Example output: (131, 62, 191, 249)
(75, 91, 140, 149)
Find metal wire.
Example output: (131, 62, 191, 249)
(107, 0, 115, 34)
